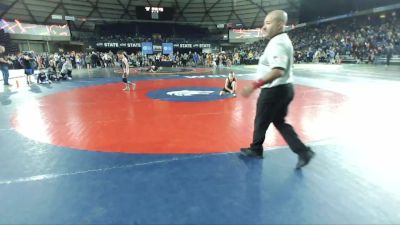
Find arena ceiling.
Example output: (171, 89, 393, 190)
(0, 0, 301, 30)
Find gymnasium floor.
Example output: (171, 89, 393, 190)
(1, 64, 400, 224)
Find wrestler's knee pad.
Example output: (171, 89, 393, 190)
(122, 77, 127, 83)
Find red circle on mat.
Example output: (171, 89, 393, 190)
(11, 79, 346, 154)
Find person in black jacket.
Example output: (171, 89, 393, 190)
(0, 45, 13, 86)
(20, 53, 35, 85)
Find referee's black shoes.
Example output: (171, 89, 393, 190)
(240, 148, 263, 158)
(295, 148, 315, 169)
(240, 147, 315, 169)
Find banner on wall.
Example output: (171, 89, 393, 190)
(0, 19, 70, 37)
(153, 45, 162, 52)
(162, 43, 173, 54)
(141, 42, 153, 54)
(229, 28, 263, 43)
(96, 42, 211, 49)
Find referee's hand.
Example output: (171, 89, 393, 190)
(241, 85, 255, 98)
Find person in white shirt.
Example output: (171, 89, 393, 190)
(60, 59, 73, 80)
(240, 10, 314, 169)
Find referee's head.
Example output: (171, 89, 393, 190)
(261, 10, 288, 39)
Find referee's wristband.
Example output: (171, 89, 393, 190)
(252, 79, 267, 89)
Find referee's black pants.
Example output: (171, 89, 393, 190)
(250, 83, 308, 155)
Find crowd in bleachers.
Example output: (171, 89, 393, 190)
(93, 34, 219, 45)
(76, 11, 400, 66)
(2, 48, 237, 86)
(3, 11, 399, 86)
(232, 11, 399, 65)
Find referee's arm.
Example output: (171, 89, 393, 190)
(259, 68, 284, 84)
(241, 69, 283, 97)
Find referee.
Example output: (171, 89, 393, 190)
(240, 10, 315, 169)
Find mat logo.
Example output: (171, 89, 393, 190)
(166, 90, 214, 96)
(147, 87, 231, 102)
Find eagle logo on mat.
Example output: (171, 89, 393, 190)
(147, 86, 232, 102)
